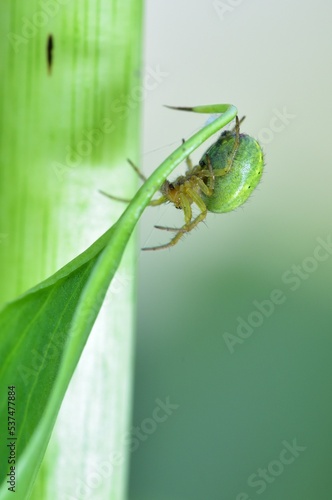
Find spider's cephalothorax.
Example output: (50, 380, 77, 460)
(159, 169, 210, 210)
(100, 116, 264, 250)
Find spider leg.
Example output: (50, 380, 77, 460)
(143, 188, 207, 251)
(189, 158, 215, 196)
(99, 190, 132, 203)
(185, 155, 194, 171)
(207, 115, 242, 180)
(100, 186, 166, 206)
(222, 115, 241, 175)
(147, 212, 207, 250)
(205, 155, 215, 192)
(149, 195, 168, 206)
(127, 158, 147, 182)
(181, 138, 194, 171)
(231, 115, 245, 132)
(154, 192, 192, 232)
(100, 159, 147, 203)
(196, 176, 213, 197)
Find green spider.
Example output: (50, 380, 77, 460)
(101, 116, 264, 250)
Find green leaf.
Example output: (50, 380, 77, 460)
(0, 104, 237, 499)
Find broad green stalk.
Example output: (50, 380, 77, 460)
(0, 2, 143, 499)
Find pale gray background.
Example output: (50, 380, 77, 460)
(129, 1, 332, 499)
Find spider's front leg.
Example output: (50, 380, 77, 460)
(182, 138, 194, 172)
(218, 114, 241, 176)
(99, 159, 147, 203)
(201, 115, 242, 182)
(143, 187, 207, 251)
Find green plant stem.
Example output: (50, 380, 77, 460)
(0, 1, 143, 499)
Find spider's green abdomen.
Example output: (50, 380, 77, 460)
(200, 132, 264, 213)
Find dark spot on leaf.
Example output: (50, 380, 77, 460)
(47, 34, 54, 75)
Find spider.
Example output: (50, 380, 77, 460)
(100, 116, 264, 250)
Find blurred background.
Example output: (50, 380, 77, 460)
(129, 0, 332, 499)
